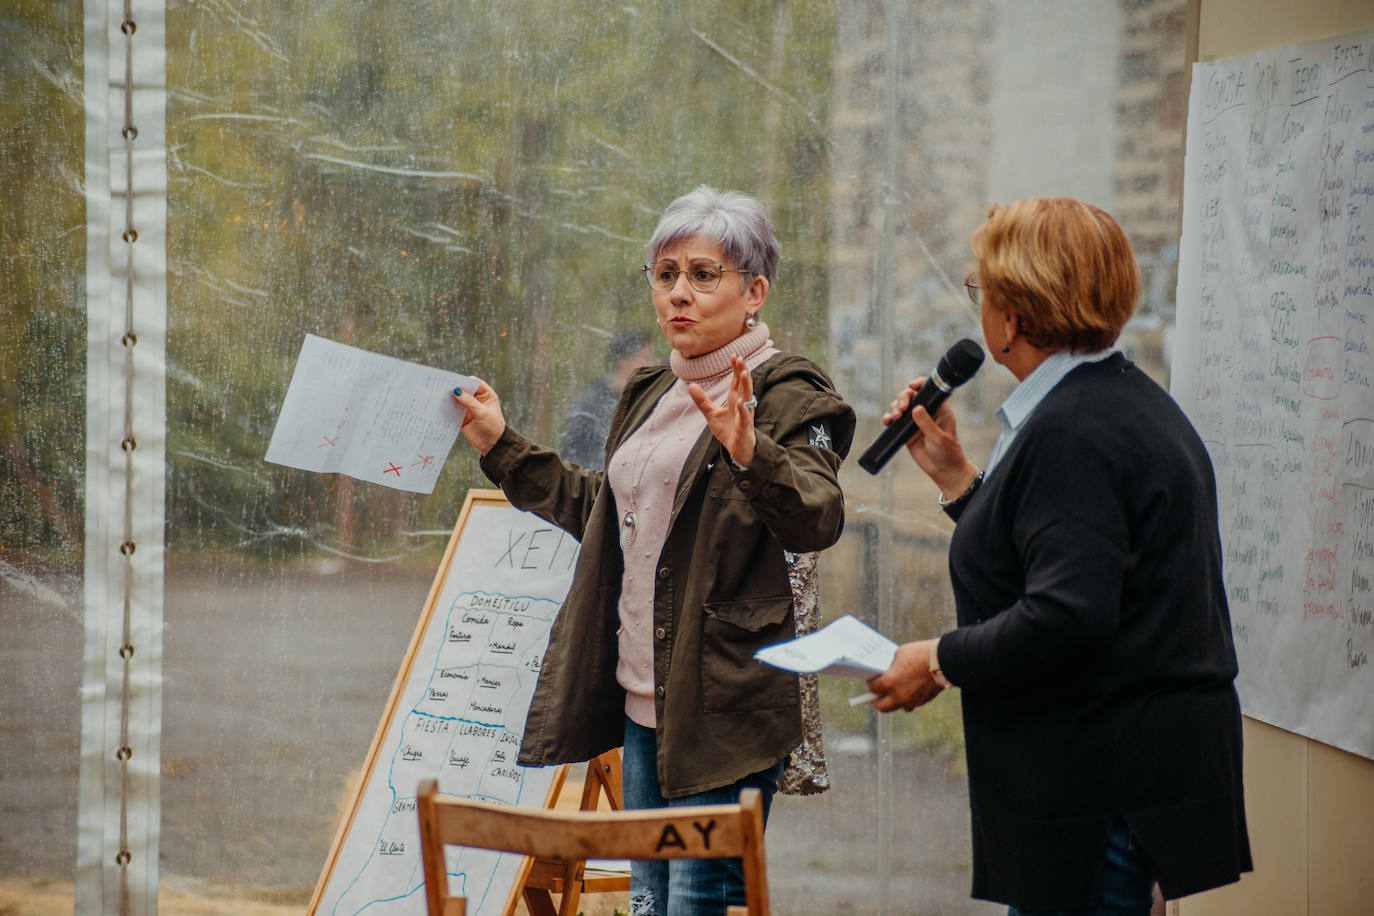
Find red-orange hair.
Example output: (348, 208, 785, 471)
(971, 198, 1140, 352)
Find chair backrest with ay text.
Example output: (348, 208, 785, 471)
(416, 778, 770, 916)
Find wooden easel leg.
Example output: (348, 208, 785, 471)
(522, 886, 558, 916)
(587, 748, 624, 811)
(556, 861, 585, 916)
(519, 749, 630, 916)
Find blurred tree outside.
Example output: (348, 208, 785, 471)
(0, 1, 1198, 909)
(163, 0, 838, 567)
(0, 0, 86, 569)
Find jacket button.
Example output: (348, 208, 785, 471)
(739, 479, 752, 490)
(655, 685, 666, 698)
(657, 567, 670, 579)
(655, 627, 667, 640)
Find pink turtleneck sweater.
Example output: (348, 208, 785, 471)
(607, 324, 778, 727)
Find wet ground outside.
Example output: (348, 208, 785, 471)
(2, 566, 994, 915)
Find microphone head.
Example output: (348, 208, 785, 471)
(936, 339, 985, 387)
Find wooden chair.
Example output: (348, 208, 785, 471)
(417, 777, 770, 916)
(520, 751, 629, 916)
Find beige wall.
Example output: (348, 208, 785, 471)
(1179, 3, 1374, 914)
(1178, 720, 1374, 915)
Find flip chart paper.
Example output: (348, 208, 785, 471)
(1173, 27, 1374, 760)
(310, 494, 579, 915)
(265, 334, 477, 494)
(754, 614, 898, 679)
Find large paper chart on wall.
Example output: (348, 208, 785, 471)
(309, 490, 580, 915)
(1173, 28, 1374, 759)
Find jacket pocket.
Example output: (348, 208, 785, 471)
(700, 594, 799, 712)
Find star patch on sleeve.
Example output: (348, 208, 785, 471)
(808, 423, 832, 451)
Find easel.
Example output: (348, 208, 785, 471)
(508, 749, 631, 916)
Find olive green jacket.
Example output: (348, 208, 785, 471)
(481, 353, 855, 797)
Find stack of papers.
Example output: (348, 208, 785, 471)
(754, 614, 897, 679)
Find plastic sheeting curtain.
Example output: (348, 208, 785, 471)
(6, 1, 1188, 914)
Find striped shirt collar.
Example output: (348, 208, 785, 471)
(985, 347, 1117, 475)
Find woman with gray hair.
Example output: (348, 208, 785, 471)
(453, 185, 855, 915)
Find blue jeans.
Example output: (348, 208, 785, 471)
(1007, 819, 1155, 916)
(621, 716, 785, 916)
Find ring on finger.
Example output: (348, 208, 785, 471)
(743, 396, 758, 410)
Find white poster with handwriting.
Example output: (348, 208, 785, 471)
(311, 492, 580, 915)
(1173, 27, 1374, 759)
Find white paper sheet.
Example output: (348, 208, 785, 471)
(754, 614, 898, 679)
(265, 334, 477, 494)
(1173, 27, 1374, 761)
(311, 497, 579, 916)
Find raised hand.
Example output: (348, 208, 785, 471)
(883, 378, 978, 498)
(451, 380, 506, 456)
(687, 355, 757, 468)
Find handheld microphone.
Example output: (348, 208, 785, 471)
(858, 339, 985, 475)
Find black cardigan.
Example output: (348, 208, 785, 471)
(939, 354, 1252, 909)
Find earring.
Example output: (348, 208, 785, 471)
(745, 314, 759, 328)
(1001, 344, 1010, 354)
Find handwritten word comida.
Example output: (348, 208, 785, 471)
(655, 819, 719, 853)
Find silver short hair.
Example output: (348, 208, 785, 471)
(644, 185, 780, 284)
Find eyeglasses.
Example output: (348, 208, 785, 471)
(964, 273, 982, 305)
(642, 259, 749, 293)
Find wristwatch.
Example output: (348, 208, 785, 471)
(929, 638, 952, 689)
(937, 468, 983, 509)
